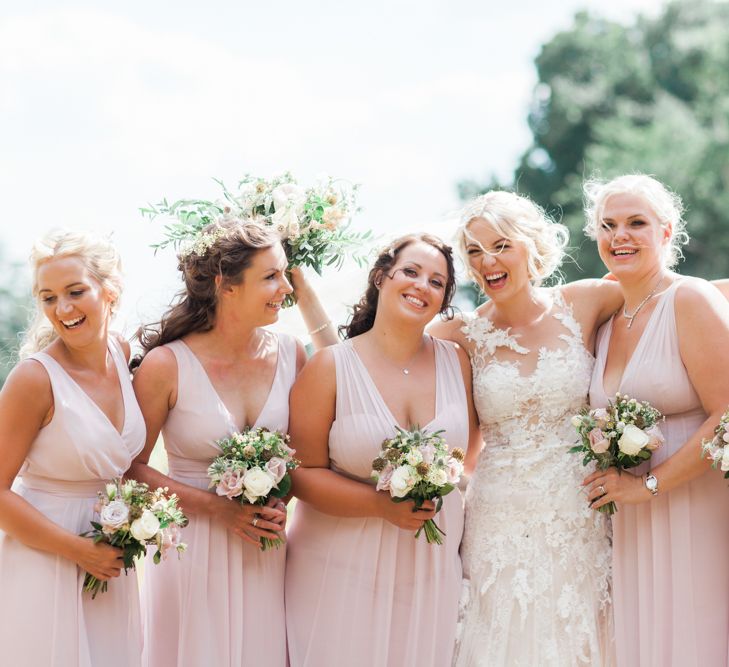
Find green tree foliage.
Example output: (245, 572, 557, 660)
(461, 0, 729, 280)
(0, 247, 29, 386)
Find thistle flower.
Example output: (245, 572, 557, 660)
(243, 445, 256, 458)
(385, 448, 401, 462)
(416, 462, 430, 477)
(372, 457, 387, 472)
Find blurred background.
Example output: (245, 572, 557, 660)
(2, 0, 729, 384)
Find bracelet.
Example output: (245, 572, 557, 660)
(308, 321, 331, 336)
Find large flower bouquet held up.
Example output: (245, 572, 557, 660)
(571, 393, 665, 515)
(207, 428, 299, 551)
(142, 172, 372, 305)
(701, 407, 729, 479)
(371, 426, 465, 544)
(83, 478, 188, 598)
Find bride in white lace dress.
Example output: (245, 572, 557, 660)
(431, 192, 622, 666)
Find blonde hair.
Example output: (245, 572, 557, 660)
(455, 190, 569, 288)
(583, 174, 689, 269)
(19, 230, 123, 359)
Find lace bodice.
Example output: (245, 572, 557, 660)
(454, 288, 613, 667)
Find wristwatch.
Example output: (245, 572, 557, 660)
(644, 473, 659, 496)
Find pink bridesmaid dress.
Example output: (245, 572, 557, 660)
(285, 337, 467, 667)
(142, 331, 296, 667)
(0, 337, 145, 667)
(590, 280, 729, 667)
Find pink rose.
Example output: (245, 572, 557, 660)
(216, 470, 245, 499)
(265, 457, 287, 485)
(418, 444, 436, 464)
(588, 427, 610, 454)
(446, 458, 464, 485)
(160, 525, 183, 560)
(376, 465, 394, 492)
(645, 424, 665, 451)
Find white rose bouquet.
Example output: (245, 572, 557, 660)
(570, 393, 665, 515)
(207, 428, 299, 550)
(83, 478, 188, 598)
(142, 172, 372, 306)
(371, 426, 465, 545)
(701, 407, 729, 479)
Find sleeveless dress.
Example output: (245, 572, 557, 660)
(285, 337, 468, 667)
(589, 279, 729, 667)
(141, 331, 296, 667)
(455, 288, 613, 667)
(0, 338, 145, 667)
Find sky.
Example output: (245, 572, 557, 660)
(0, 0, 667, 339)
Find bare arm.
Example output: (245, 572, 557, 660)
(0, 361, 123, 580)
(290, 267, 338, 349)
(561, 279, 623, 352)
(289, 349, 435, 530)
(129, 347, 284, 546)
(428, 313, 470, 350)
(454, 344, 482, 475)
(712, 279, 729, 300)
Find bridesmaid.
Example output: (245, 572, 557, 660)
(0, 230, 144, 666)
(130, 219, 332, 666)
(285, 233, 481, 666)
(583, 175, 729, 666)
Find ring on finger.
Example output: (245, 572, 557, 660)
(598, 485, 606, 495)
(252, 515, 259, 528)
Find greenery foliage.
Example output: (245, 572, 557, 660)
(460, 0, 729, 281)
(0, 248, 28, 386)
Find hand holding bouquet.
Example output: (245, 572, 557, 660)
(571, 393, 664, 514)
(701, 407, 729, 479)
(371, 426, 464, 544)
(207, 428, 299, 550)
(83, 478, 188, 598)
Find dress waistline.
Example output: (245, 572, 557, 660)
(18, 474, 106, 498)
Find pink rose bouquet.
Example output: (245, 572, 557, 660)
(701, 407, 729, 479)
(207, 428, 299, 550)
(371, 426, 465, 544)
(83, 478, 188, 598)
(571, 393, 664, 515)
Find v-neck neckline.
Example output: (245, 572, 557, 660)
(347, 336, 440, 432)
(179, 336, 281, 433)
(43, 340, 128, 438)
(599, 281, 678, 397)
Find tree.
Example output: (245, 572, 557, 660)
(0, 247, 29, 386)
(462, 0, 729, 281)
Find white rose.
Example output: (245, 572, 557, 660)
(591, 408, 610, 428)
(242, 467, 275, 504)
(427, 467, 448, 487)
(721, 447, 729, 473)
(570, 415, 582, 428)
(271, 207, 300, 240)
(130, 509, 161, 541)
(272, 183, 306, 214)
(389, 465, 417, 498)
(405, 449, 423, 466)
(722, 431, 729, 444)
(445, 458, 464, 485)
(617, 424, 650, 456)
(99, 500, 130, 534)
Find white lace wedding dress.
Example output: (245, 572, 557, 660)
(454, 289, 613, 667)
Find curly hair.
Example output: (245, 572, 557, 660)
(19, 229, 123, 359)
(136, 219, 279, 358)
(583, 174, 689, 269)
(340, 233, 456, 340)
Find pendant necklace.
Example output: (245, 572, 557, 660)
(622, 277, 665, 329)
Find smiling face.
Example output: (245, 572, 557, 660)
(377, 241, 449, 325)
(36, 255, 115, 349)
(464, 217, 531, 302)
(596, 192, 671, 279)
(225, 243, 292, 326)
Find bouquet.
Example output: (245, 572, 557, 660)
(701, 407, 729, 478)
(570, 393, 665, 515)
(371, 426, 465, 544)
(207, 428, 299, 550)
(142, 172, 372, 305)
(83, 478, 188, 598)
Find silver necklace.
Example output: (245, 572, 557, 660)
(622, 278, 665, 329)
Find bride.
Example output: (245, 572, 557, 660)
(431, 191, 621, 666)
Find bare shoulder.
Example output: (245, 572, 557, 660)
(561, 279, 619, 303)
(134, 346, 178, 386)
(293, 336, 308, 374)
(0, 359, 53, 417)
(675, 276, 729, 320)
(111, 331, 131, 362)
(299, 345, 336, 377)
(428, 312, 469, 347)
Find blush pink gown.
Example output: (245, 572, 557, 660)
(285, 337, 467, 667)
(0, 338, 145, 667)
(141, 331, 296, 667)
(590, 280, 729, 667)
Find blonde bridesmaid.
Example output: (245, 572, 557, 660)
(0, 230, 144, 667)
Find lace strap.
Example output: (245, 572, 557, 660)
(551, 287, 584, 344)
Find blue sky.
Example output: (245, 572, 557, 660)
(0, 0, 666, 335)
